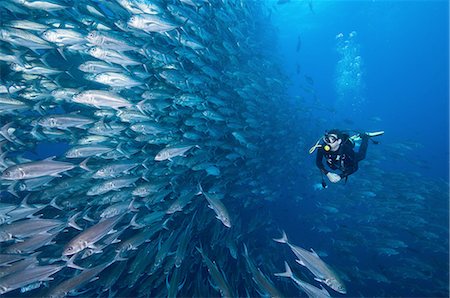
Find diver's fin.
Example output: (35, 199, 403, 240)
(366, 131, 384, 137)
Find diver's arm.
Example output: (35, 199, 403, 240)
(315, 150, 328, 174)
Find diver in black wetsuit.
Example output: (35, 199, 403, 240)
(310, 129, 384, 186)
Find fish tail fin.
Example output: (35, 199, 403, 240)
(136, 99, 147, 114)
(130, 213, 142, 229)
(0, 122, 15, 143)
(195, 245, 203, 256)
(116, 143, 129, 158)
(197, 182, 204, 195)
(128, 198, 139, 212)
(7, 182, 19, 198)
(273, 230, 288, 244)
(49, 197, 63, 211)
(0, 149, 8, 168)
(162, 216, 173, 230)
(19, 194, 31, 208)
(274, 261, 293, 278)
(66, 254, 86, 271)
(68, 211, 83, 230)
(242, 243, 249, 257)
(79, 157, 91, 171)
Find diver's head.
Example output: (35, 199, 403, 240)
(323, 129, 342, 152)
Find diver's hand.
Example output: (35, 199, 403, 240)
(326, 173, 341, 183)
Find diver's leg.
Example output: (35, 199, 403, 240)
(356, 134, 369, 161)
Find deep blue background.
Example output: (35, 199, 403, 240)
(270, 0, 449, 179)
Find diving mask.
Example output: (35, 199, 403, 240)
(323, 134, 338, 145)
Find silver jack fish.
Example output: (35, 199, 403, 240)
(273, 231, 346, 294)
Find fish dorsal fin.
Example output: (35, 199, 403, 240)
(314, 277, 325, 283)
(310, 248, 319, 257)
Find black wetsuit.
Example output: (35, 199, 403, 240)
(316, 134, 369, 180)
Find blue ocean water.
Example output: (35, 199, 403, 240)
(271, 0, 449, 179)
(267, 0, 449, 297)
(0, 0, 448, 297)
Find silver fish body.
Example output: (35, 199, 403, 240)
(274, 231, 346, 294)
(1, 158, 76, 180)
(154, 144, 197, 161)
(63, 214, 124, 256)
(72, 90, 132, 110)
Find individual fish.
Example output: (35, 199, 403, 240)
(0, 264, 63, 295)
(99, 199, 138, 219)
(196, 246, 233, 297)
(0, 255, 39, 279)
(72, 90, 132, 110)
(11, 0, 68, 11)
(86, 30, 138, 51)
(128, 14, 179, 33)
(0, 96, 28, 113)
(41, 29, 85, 46)
(87, 46, 141, 67)
(10, 62, 63, 77)
(36, 114, 96, 130)
(85, 72, 143, 88)
(76, 135, 111, 145)
(0, 27, 53, 50)
(154, 144, 198, 161)
(4, 20, 48, 32)
(149, 231, 178, 274)
(198, 183, 231, 228)
(0, 218, 64, 242)
(1, 157, 80, 180)
(116, 0, 163, 15)
(65, 145, 114, 158)
(126, 242, 156, 287)
(63, 214, 124, 256)
(273, 231, 346, 294)
(45, 259, 115, 298)
(129, 211, 166, 229)
(0, 254, 26, 267)
(166, 266, 184, 298)
(166, 187, 199, 214)
(174, 215, 196, 268)
(86, 176, 139, 196)
(2, 200, 47, 223)
(4, 232, 59, 254)
(116, 224, 161, 255)
(92, 162, 139, 179)
(243, 244, 284, 297)
(78, 61, 123, 74)
(275, 261, 331, 298)
(96, 260, 128, 294)
(130, 121, 169, 135)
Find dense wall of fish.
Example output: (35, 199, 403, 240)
(0, 0, 306, 297)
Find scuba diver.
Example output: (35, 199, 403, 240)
(309, 129, 384, 187)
